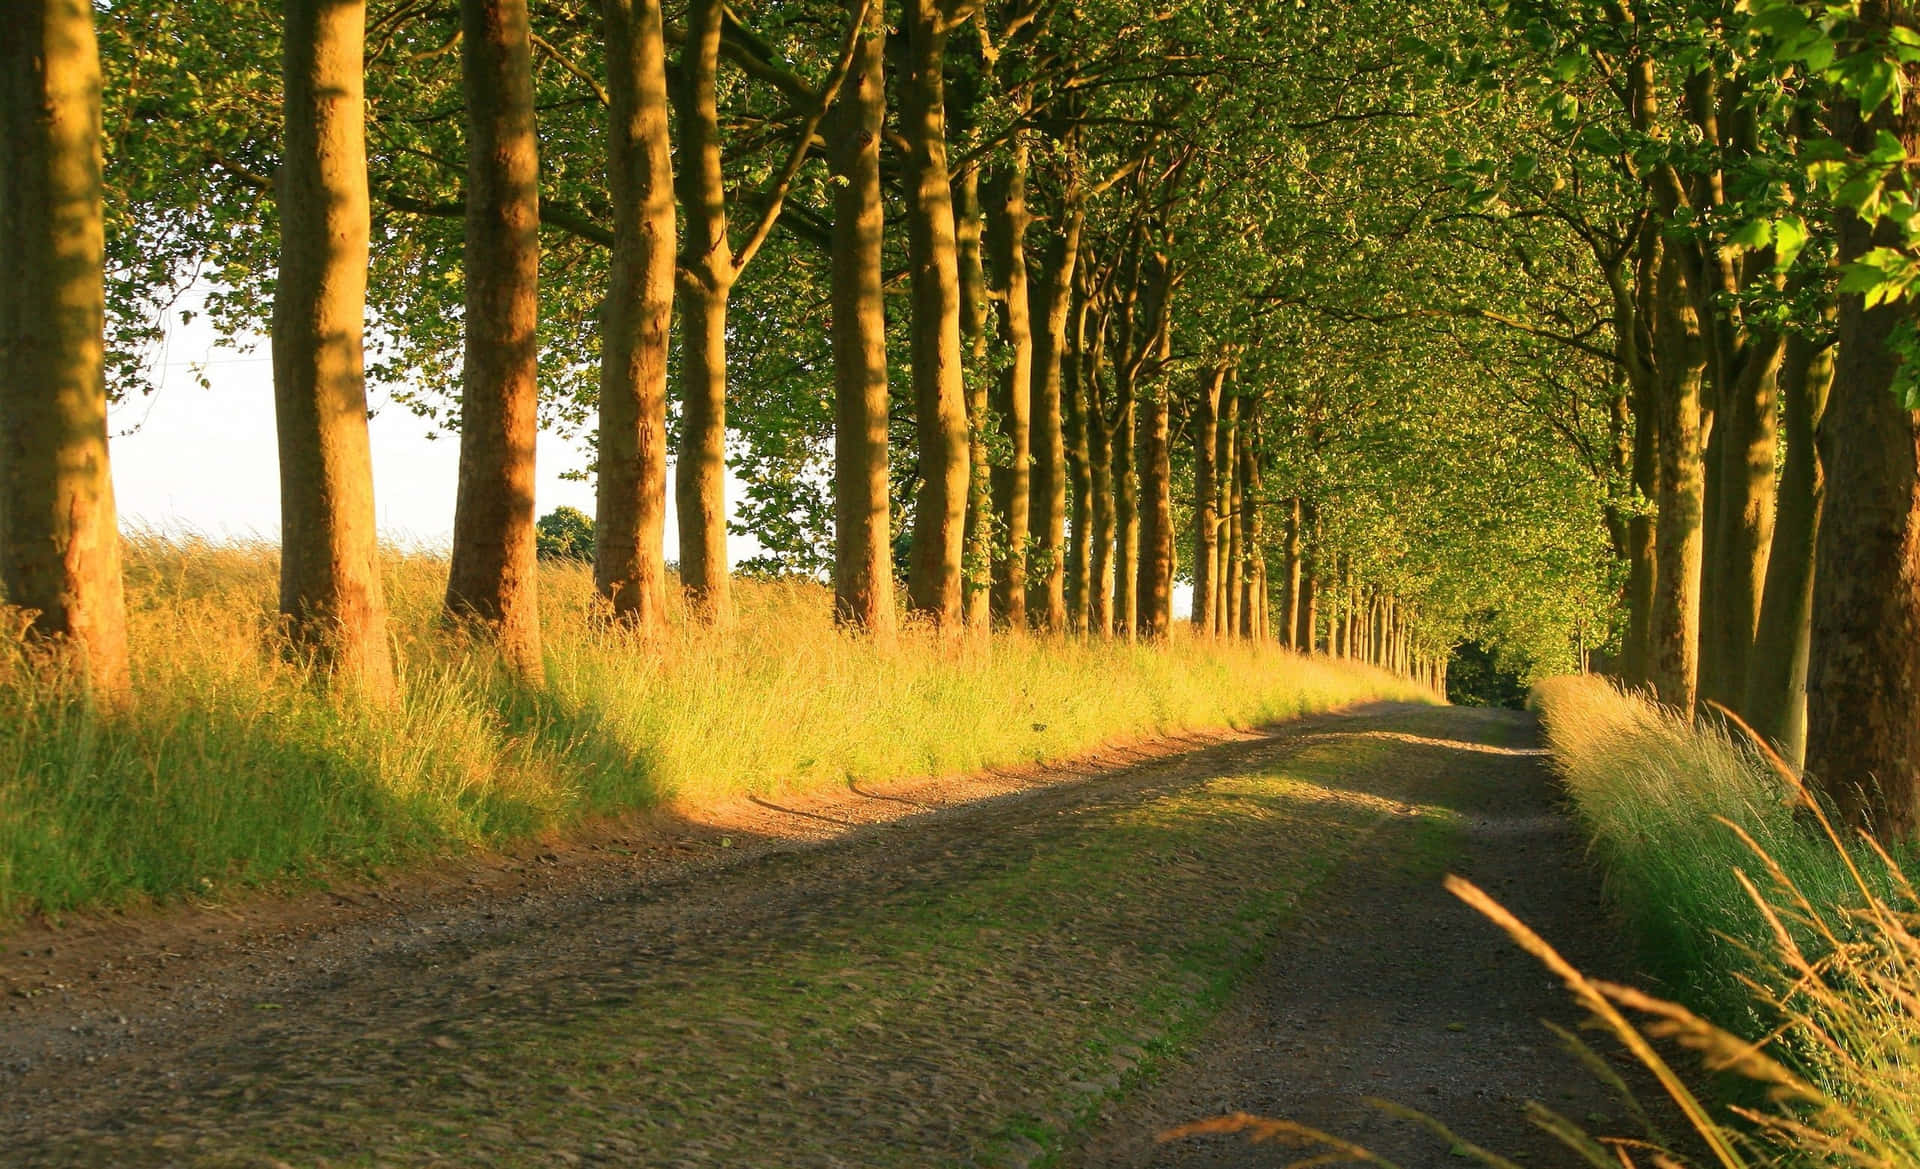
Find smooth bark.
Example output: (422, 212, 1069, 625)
(954, 165, 991, 628)
(1191, 366, 1223, 634)
(1806, 62, 1920, 837)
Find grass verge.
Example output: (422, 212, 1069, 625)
(0, 535, 1427, 926)
(1525, 675, 1919, 1166)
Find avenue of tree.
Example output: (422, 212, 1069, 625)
(3, 0, 1919, 837)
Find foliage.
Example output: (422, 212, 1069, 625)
(534, 506, 595, 563)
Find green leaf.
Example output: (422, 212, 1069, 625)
(1772, 214, 1811, 270)
(1727, 218, 1773, 252)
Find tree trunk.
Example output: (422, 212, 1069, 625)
(1137, 377, 1172, 637)
(828, 0, 892, 634)
(1027, 204, 1080, 631)
(1806, 69, 1920, 838)
(1648, 243, 1708, 712)
(1110, 323, 1139, 638)
(985, 143, 1032, 629)
(1297, 501, 1318, 651)
(899, 0, 968, 628)
(448, 0, 542, 676)
(1222, 392, 1242, 639)
(670, 0, 734, 622)
(271, 0, 393, 701)
(1702, 333, 1784, 709)
(1086, 314, 1114, 636)
(1063, 279, 1092, 631)
(954, 165, 991, 629)
(1281, 497, 1302, 650)
(0, 0, 129, 700)
(596, 0, 675, 634)
(1191, 367, 1223, 634)
(1746, 330, 1832, 762)
(1237, 394, 1262, 638)
(1623, 358, 1660, 686)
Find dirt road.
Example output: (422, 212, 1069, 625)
(0, 704, 1632, 1167)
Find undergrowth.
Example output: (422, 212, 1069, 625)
(0, 533, 1425, 925)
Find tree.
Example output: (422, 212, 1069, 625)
(899, 0, 971, 629)
(595, 0, 675, 631)
(536, 506, 596, 562)
(446, 0, 543, 676)
(828, 0, 894, 634)
(272, 0, 395, 701)
(0, 0, 130, 701)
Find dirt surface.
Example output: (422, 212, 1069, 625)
(0, 704, 1640, 1168)
(1072, 708, 1643, 1169)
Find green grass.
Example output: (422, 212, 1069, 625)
(1524, 676, 1920, 1168)
(0, 534, 1428, 926)
(1527, 677, 1894, 1022)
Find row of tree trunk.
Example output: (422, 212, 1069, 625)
(0, 0, 1443, 715)
(1607, 32, 1920, 838)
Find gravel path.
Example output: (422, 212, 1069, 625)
(1071, 707, 1640, 1168)
(0, 704, 1637, 1168)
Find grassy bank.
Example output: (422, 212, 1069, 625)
(1528, 676, 1919, 1166)
(0, 535, 1426, 925)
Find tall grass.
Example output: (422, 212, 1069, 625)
(0, 534, 1426, 925)
(1522, 676, 1919, 1166)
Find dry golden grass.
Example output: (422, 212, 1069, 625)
(0, 533, 1427, 924)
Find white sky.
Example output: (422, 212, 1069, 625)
(109, 310, 754, 562)
(109, 310, 1194, 616)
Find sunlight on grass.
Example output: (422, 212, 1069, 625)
(0, 534, 1428, 924)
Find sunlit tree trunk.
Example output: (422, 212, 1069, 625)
(1280, 496, 1302, 650)
(954, 165, 991, 629)
(900, 0, 968, 628)
(1086, 309, 1115, 636)
(985, 141, 1032, 629)
(669, 0, 734, 622)
(828, 0, 892, 634)
(1110, 304, 1139, 639)
(1028, 204, 1080, 631)
(1296, 503, 1318, 652)
(1137, 377, 1172, 637)
(1807, 57, 1920, 838)
(271, 0, 393, 701)
(447, 0, 542, 676)
(1191, 366, 1223, 634)
(596, 0, 674, 633)
(1648, 243, 1708, 713)
(1063, 279, 1092, 631)
(1222, 391, 1242, 639)
(0, 0, 129, 700)
(1236, 393, 1262, 638)
(1746, 330, 1831, 763)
